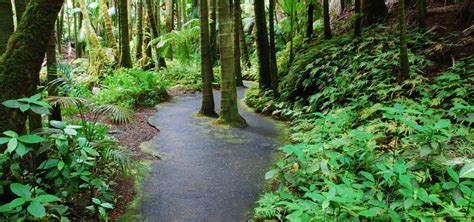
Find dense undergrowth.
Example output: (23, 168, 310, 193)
(246, 26, 474, 221)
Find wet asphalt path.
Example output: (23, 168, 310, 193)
(135, 85, 284, 222)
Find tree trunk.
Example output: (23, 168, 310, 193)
(340, 0, 345, 14)
(144, 12, 153, 69)
(216, 0, 246, 127)
(239, 12, 250, 68)
(254, 0, 271, 90)
(323, 0, 332, 39)
(165, 0, 174, 32)
(460, 0, 472, 25)
(0, 0, 64, 133)
(354, 0, 362, 37)
(416, 0, 426, 29)
(399, 0, 409, 81)
(362, 0, 387, 25)
(47, 30, 62, 121)
(0, 0, 14, 54)
(101, 0, 119, 59)
(181, 0, 186, 24)
(233, 0, 244, 87)
(146, 0, 167, 68)
(120, 0, 132, 67)
(136, 0, 144, 60)
(199, 0, 216, 117)
(176, 0, 182, 30)
(306, 3, 314, 38)
(73, 0, 83, 58)
(209, 0, 218, 65)
(269, 0, 278, 95)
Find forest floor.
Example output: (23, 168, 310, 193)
(117, 84, 286, 221)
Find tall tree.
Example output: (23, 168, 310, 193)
(239, 14, 250, 68)
(0, 0, 64, 133)
(73, 0, 83, 58)
(323, 0, 332, 39)
(306, 2, 314, 38)
(119, 0, 132, 67)
(460, 0, 472, 25)
(362, 0, 387, 25)
(165, 0, 174, 32)
(136, 0, 144, 60)
(416, 0, 426, 29)
(146, 0, 167, 68)
(269, 0, 278, 95)
(354, 0, 362, 37)
(100, 0, 119, 59)
(254, 0, 271, 90)
(199, 0, 216, 117)
(399, 0, 409, 81)
(216, 0, 246, 127)
(209, 0, 217, 65)
(47, 30, 61, 121)
(233, 0, 244, 87)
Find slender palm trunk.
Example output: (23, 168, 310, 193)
(416, 0, 426, 29)
(209, 0, 217, 65)
(0, 0, 64, 133)
(101, 0, 119, 58)
(216, 0, 246, 127)
(74, 0, 83, 58)
(136, 0, 144, 60)
(233, 0, 244, 87)
(47, 30, 61, 121)
(254, 0, 271, 90)
(354, 0, 362, 37)
(239, 13, 250, 68)
(199, 0, 216, 117)
(269, 0, 278, 96)
(306, 3, 314, 38)
(399, 0, 409, 81)
(120, 0, 132, 67)
(323, 0, 332, 39)
(146, 0, 167, 68)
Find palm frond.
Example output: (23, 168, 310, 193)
(47, 96, 90, 110)
(93, 104, 135, 124)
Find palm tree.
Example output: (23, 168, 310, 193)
(0, 0, 14, 54)
(269, 0, 278, 95)
(323, 0, 332, 39)
(136, 0, 144, 60)
(199, 0, 216, 117)
(354, 0, 362, 37)
(233, 0, 244, 87)
(216, 0, 246, 127)
(120, 0, 132, 67)
(254, 0, 271, 90)
(100, 0, 119, 59)
(209, 0, 217, 65)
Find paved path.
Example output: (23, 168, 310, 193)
(134, 86, 284, 222)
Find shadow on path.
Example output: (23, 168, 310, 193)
(134, 85, 284, 222)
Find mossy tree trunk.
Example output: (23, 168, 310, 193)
(199, 0, 216, 117)
(216, 0, 246, 127)
(209, 0, 217, 65)
(269, 0, 278, 96)
(233, 0, 244, 87)
(239, 12, 250, 68)
(0, 0, 64, 133)
(323, 0, 332, 39)
(254, 0, 271, 90)
(354, 0, 362, 37)
(100, 0, 119, 59)
(73, 0, 83, 58)
(0, 0, 14, 54)
(136, 0, 144, 60)
(119, 0, 132, 67)
(306, 3, 314, 38)
(399, 0, 409, 82)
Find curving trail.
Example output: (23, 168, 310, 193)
(133, 85, 284, 222)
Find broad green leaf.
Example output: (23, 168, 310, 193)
(320, 159, 330, 176)
(57, 161, 65, 170)
(327, 187, 336, 200)
(38, 159, 59, 170)
(0, 197, 26, 212)
(404, 198, 414, 209)
(434, 119, 451, 129)
(419, 145, 432, 157)
(359, 208, 377, 217)
(15, 143, 29, 157)
(265, 169, 278, 180)
(27, 200, 46, 218)
(459, 162, 474, 179)
(29, 94, 42, 101)
(442, 181, 458, 189)
(19, 104, 30, 112)
(360, 171, 375, 182)
(83, 147, 99, 156)
(3, 130, 18, 137)
(6, 138, 18, 153)
(64, 128, 77, 136)
(18, 135, 44, 144)
(0, 137, 10, 144)
(92, 198, 101, 205)
(10, 183, 31, 199)
(2, 100, 21, 108)
(50, 120, 66, 129)
(35, 194, 60, 203)
(100, 202, 114, 209)
(447, 167, 459, 183)
(30, 105, 51, 115)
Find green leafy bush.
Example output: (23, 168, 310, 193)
(248, 27, 474, 221)
(94, 68, 169, 108)
(0, 95, 130, 221)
